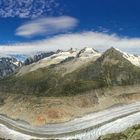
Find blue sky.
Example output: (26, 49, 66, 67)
(0, 0, 140, 55)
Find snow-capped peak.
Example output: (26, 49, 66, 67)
(77, 47, 101, 58)
(115, 48, 140, 67)
(67, 48, 78, 54)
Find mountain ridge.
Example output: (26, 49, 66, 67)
(0, 47, 140, 97)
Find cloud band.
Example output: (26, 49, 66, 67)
(0, 32, 140, 56)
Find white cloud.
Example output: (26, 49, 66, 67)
(16, 16, 78, 37)
(0, 0, 61, 18)
(0, 31, 140, 56)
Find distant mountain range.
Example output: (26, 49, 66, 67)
(24, 52, 55, 65)
(0, 47, 140, 96)
(0, 57, 22, 79)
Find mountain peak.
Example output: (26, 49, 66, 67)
(105, 47, 121, 53)
(101, 47, 123, 60)
(77, 47, 100, 58)
(83, 47, 98, 52)
(67, 48, 78, 54)
(56, 49, 63, 54)
(100, 47, 140, 67)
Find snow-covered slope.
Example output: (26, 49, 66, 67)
(43, 48, 77, 61)
(123, 53, 140, 67)
(17, 47, 101, 76)
(115, 48, 140, 67)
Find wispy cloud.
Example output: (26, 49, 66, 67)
(0, 31, 140, 56)
(0, 0, 62, 18)
(0, 32, 140, 55)
(16, 16, 78, 37)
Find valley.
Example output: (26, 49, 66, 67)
(0, 47, 140, 139)
(0, 102, 140, 140)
